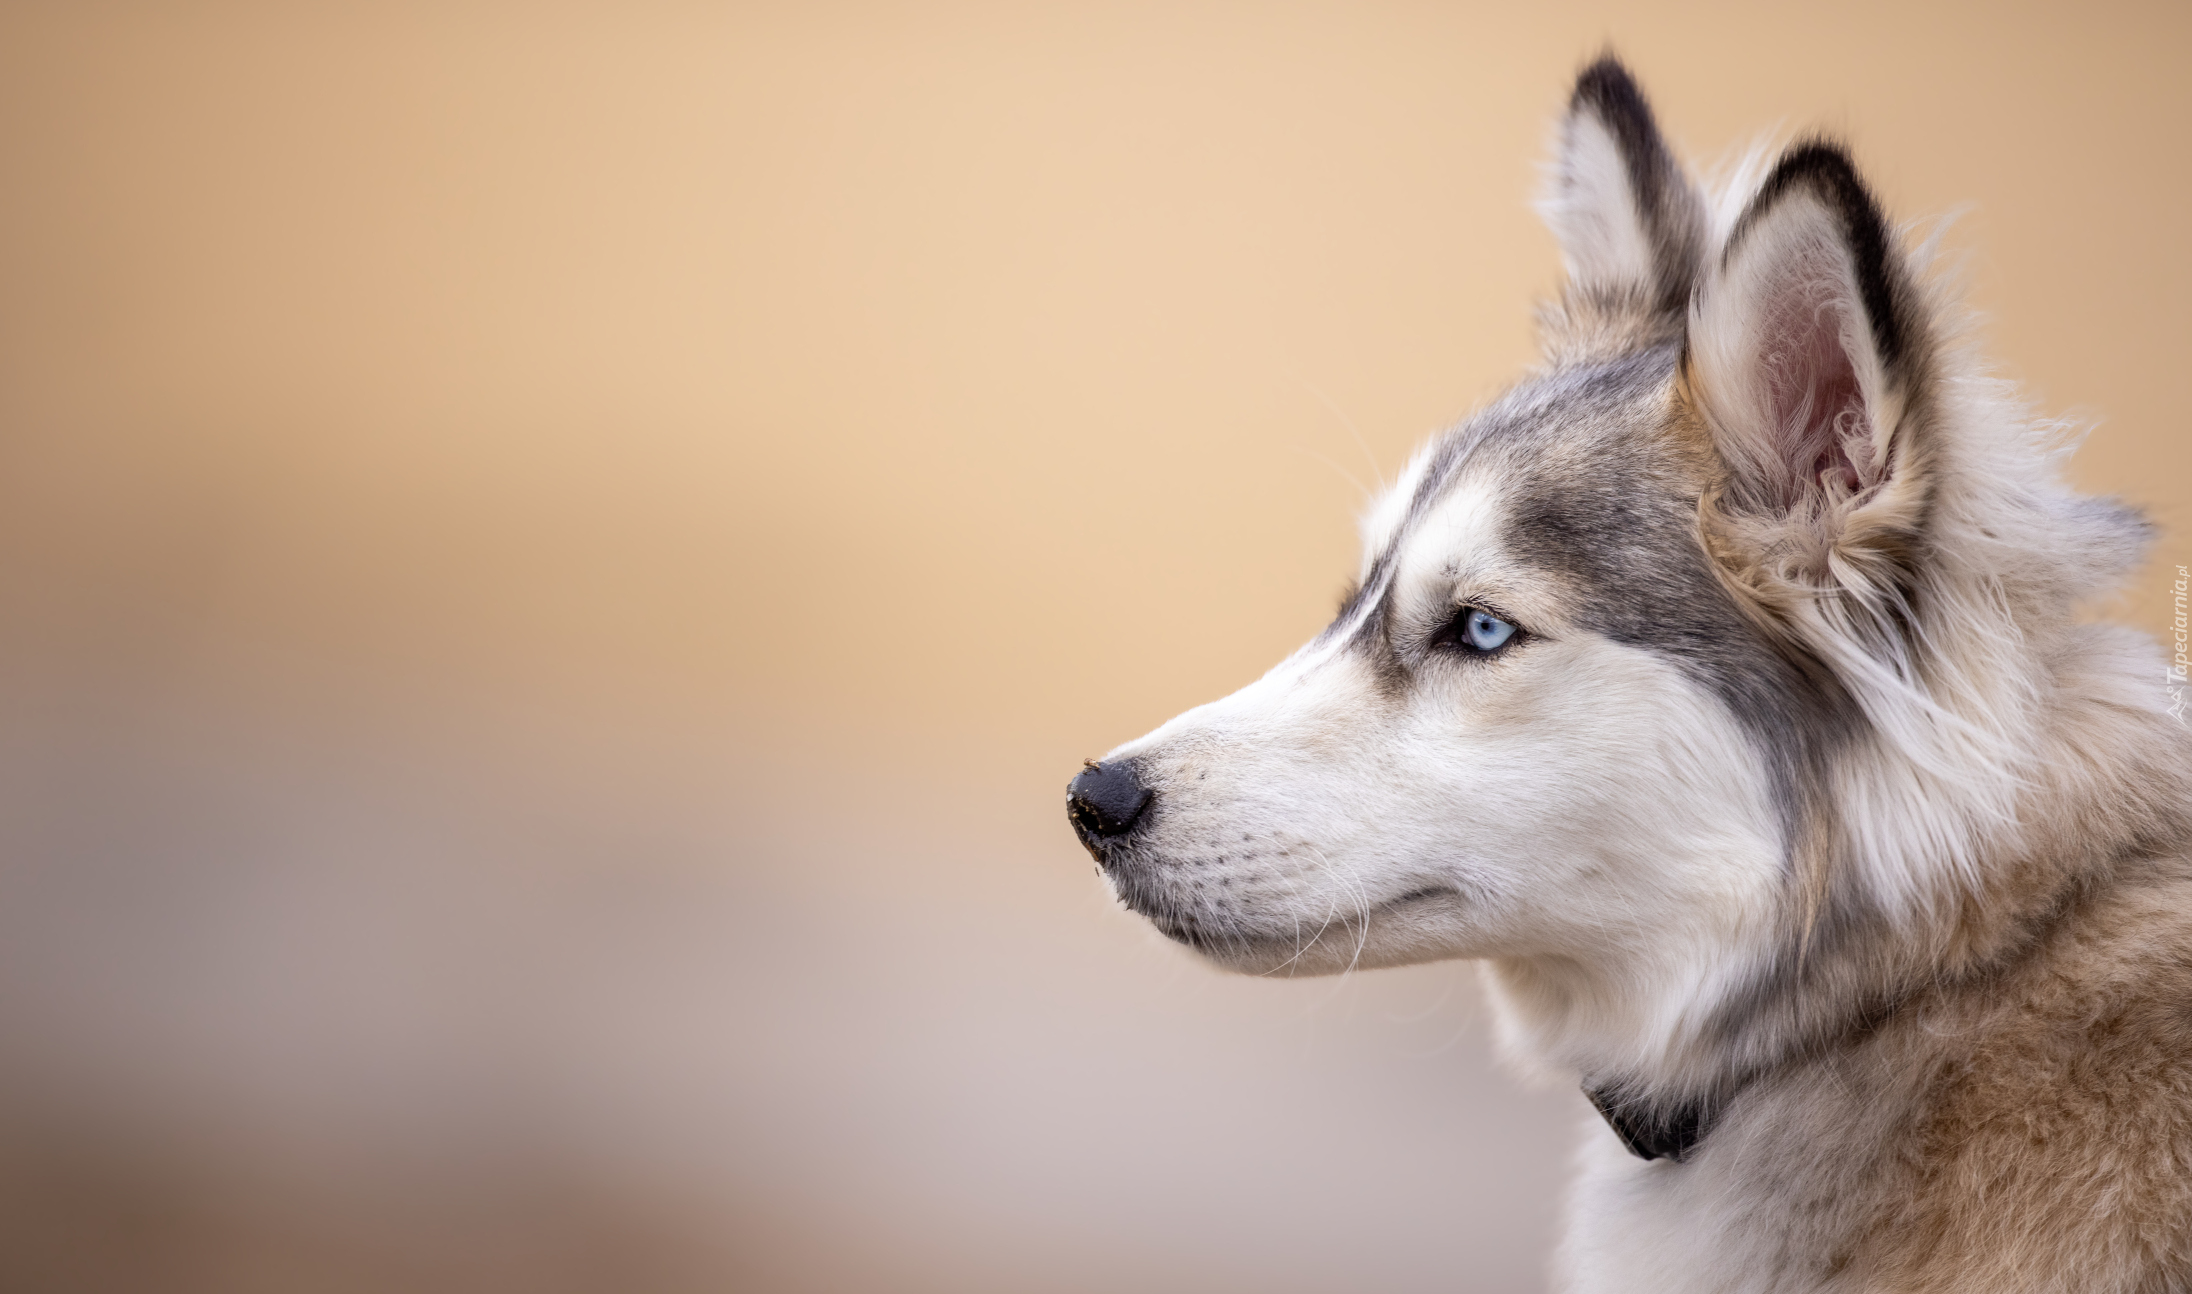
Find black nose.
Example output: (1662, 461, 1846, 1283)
(1067, 758, 1152, 845)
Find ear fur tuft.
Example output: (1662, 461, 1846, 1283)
(1686, 138, 1935, 593)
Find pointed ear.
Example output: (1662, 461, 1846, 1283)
(1685, 142, 1934, 591)
(1540, 57, 1707, 317)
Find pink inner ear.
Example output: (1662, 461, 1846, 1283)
(1756, 267, 1875, 513)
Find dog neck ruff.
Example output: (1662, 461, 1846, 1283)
(1584, 1084, 1715, 1162)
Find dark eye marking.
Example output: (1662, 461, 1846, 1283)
(1428, 605, 1523, 656)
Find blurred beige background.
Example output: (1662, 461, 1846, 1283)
(0, 2, 2185, 1291)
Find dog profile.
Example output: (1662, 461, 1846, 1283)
(1067, 57, 2192, 1292)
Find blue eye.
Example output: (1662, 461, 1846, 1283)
(1462, 608, 1516, 652)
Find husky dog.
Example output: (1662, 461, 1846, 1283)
(1067, 58, 2192, 1293)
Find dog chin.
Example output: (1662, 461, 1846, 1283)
(1137, 887, 1474, 977)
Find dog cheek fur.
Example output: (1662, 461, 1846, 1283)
(1473, 640, 1786, 1086)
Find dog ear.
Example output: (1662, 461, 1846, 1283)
(1540, 57, 1706, 318)
(1684, 142, 1933, 600)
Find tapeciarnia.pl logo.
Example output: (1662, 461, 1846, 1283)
(2169, 564, 2189, 724)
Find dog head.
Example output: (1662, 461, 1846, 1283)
(1066, 58, 2149, 1080)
